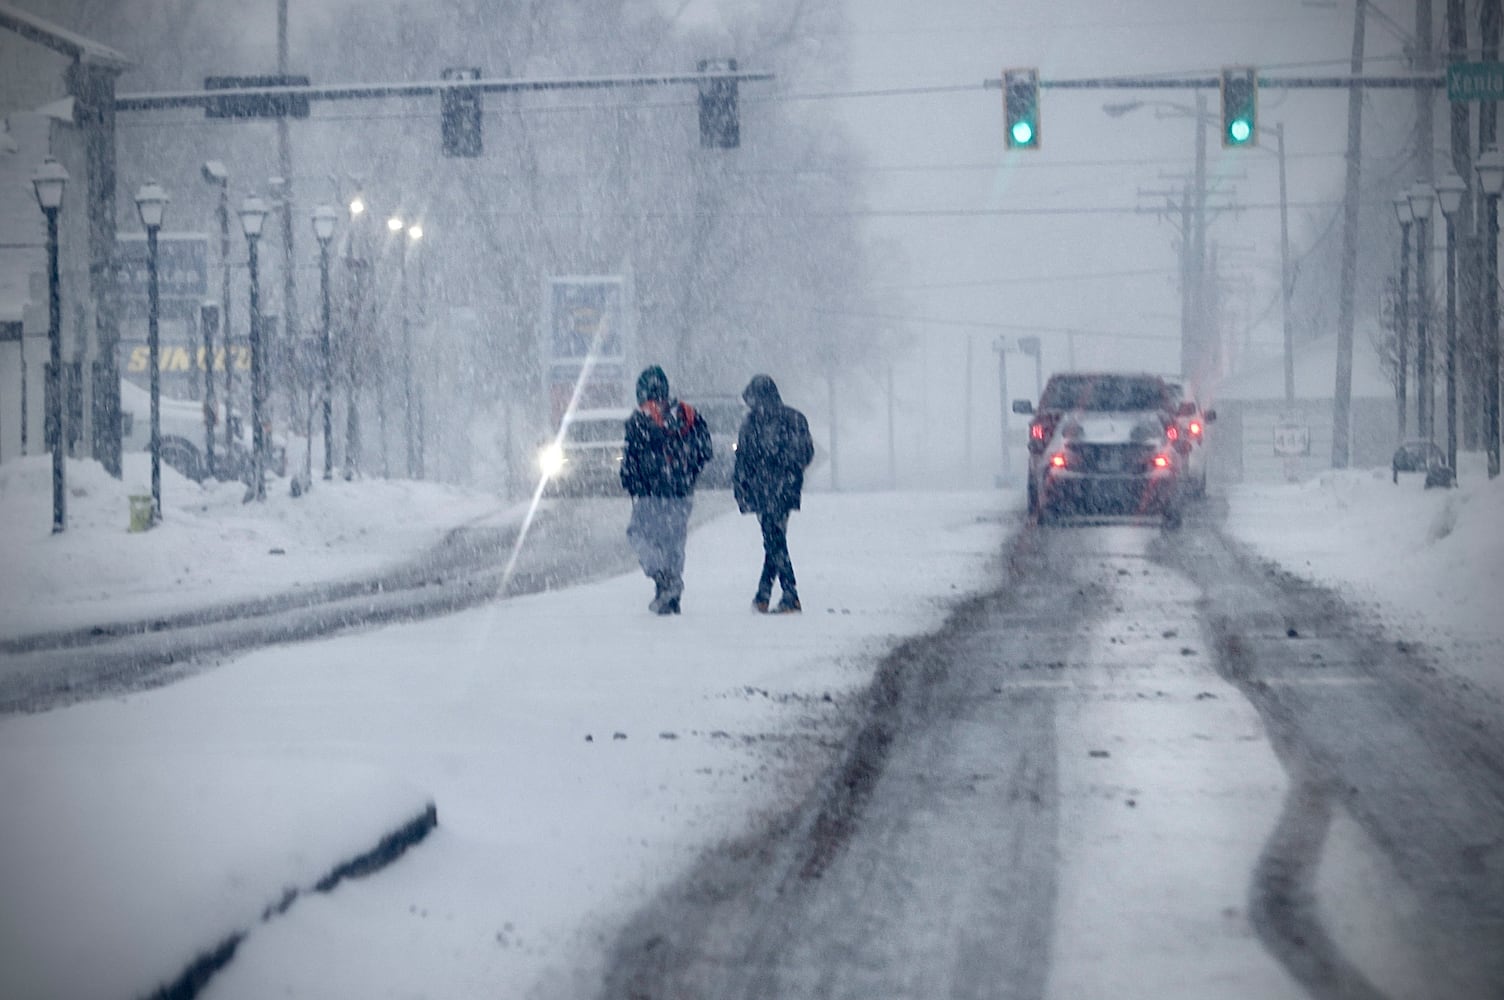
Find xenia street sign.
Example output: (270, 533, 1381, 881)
(1448, 62, 1504, 102)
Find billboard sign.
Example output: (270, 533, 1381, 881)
(543, 276, 633, 428)
(113, 233, 209, 318)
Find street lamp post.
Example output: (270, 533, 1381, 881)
(344, 193, 367, 480)
(240, 196, 270, 500)
(202, 161, 231, 477)
(312, 205, 337, 481)
(1393, 192, 1413, 439)
(1409, 183, 1436, 441)
(31, 157, 67, 534)
(1436, 173, 1467, 479)
(135, 181, 170, 525)
(388, 215, 423, 478)
(1476, 146, 1504, 479)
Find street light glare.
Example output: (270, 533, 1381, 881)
(387, 216, 404, 232)
(349, 196, 365, 216)
(1229, 118, 1253, 144)
(408, 224, 423, 241)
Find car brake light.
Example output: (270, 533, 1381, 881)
(1030, 423, 1046, 441)
(1152, 453, 1171, 469)
(1049, 451, 1067, 469)
(1166, 425, 1179, 442)
(1189, 420, 1202, 437)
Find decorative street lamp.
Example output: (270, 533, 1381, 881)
(1476, 146, 1504, 479)
(135, 180, 170, 525)
(1392, 191, 1413, 440)
(312, 204, 338, 481)
(388, 215, 424, 479)
(1435, 172, 1467, 480)
(239, 195, 270, 500)
(343, 193, 369, 480)
(31, 157, 67, 534)
(202, 160, 231, 478)
(1408, 182, 1436, 441)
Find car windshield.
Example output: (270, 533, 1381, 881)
(1040, 375, 1170, 412)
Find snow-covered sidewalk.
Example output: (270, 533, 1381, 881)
(0, 454, 518, 640)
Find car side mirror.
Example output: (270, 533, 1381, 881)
(1012, 399, 1035, 415)
(1202, 408, 1217, 423)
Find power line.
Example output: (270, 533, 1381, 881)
(883, 267, 1179, 290)
(810, 307, 1178, 343)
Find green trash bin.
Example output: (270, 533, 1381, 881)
(128, 494, 154, 532)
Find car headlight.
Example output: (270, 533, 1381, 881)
(538, 443, 566, 478)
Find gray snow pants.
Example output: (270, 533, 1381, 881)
(627, 495, 693, 588)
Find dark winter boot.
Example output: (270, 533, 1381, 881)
(773, 594, 801, 614)
(648, 572, 669, 614)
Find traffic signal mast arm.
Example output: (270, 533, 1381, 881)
(984, 72, 1443, 91)
(115, 68, 775, 111)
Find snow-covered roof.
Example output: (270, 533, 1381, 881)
(0, 3, 132, 71)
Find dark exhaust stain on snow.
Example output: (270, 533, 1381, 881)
(139, 802, 438, 1000)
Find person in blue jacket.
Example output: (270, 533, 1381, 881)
(733, 374, 814, 613)
(619, 365, 713, 614)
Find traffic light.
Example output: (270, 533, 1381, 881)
(1003, 68, 1040, 150)
(698, 58, 740, 149)
(441, 67, 483, 158)
(1220, 66, 1257, 148)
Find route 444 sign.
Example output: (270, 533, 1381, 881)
(1273, 421, 1310, 457)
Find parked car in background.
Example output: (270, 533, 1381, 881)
(1391, 439, 1454, 488)
(1013, 371, 1184, 528)
(119, 378, 285, 484)
(1163, 379, 1216, 498)
(536, 407, 631, 496)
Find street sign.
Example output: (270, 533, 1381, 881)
(1448, 62, 1504, 102)
(1273, 422, 1310, 457)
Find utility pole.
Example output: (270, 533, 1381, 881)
(1333, 0, 1368, 469)
(1416, 0, 1437, 435)
(1448, 1, 1475, 451)
(1277, 122, 1296, 409)
(1190, 93, 1209, 392)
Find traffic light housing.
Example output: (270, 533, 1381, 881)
(1220, 67, 1257, 148)
(441, 67, 483, 158)
(698, 58, 740, 149)
(1003, 68, 1040, 150)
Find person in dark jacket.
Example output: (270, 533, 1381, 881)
(620, 365, 713, 614)
(733, 374, 814, 613)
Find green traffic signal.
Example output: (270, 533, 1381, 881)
(1004, 68, 1040, 150)
(1220, 66, 1257, 148)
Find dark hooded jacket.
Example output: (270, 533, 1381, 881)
(620, 367, 713, 498)
(733, 375, 814, 515)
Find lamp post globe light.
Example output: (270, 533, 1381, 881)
(1393, 191, 1414, 440)
(31, 157, 67, 534)
(1435, 172, 1467, 479)
(311, 204, 338, 481)
(1476, 146, 1504, 479)
(1407, 182, 1436, 441)
(135, 180, 170, 525)
(239, 195, 270, 500)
